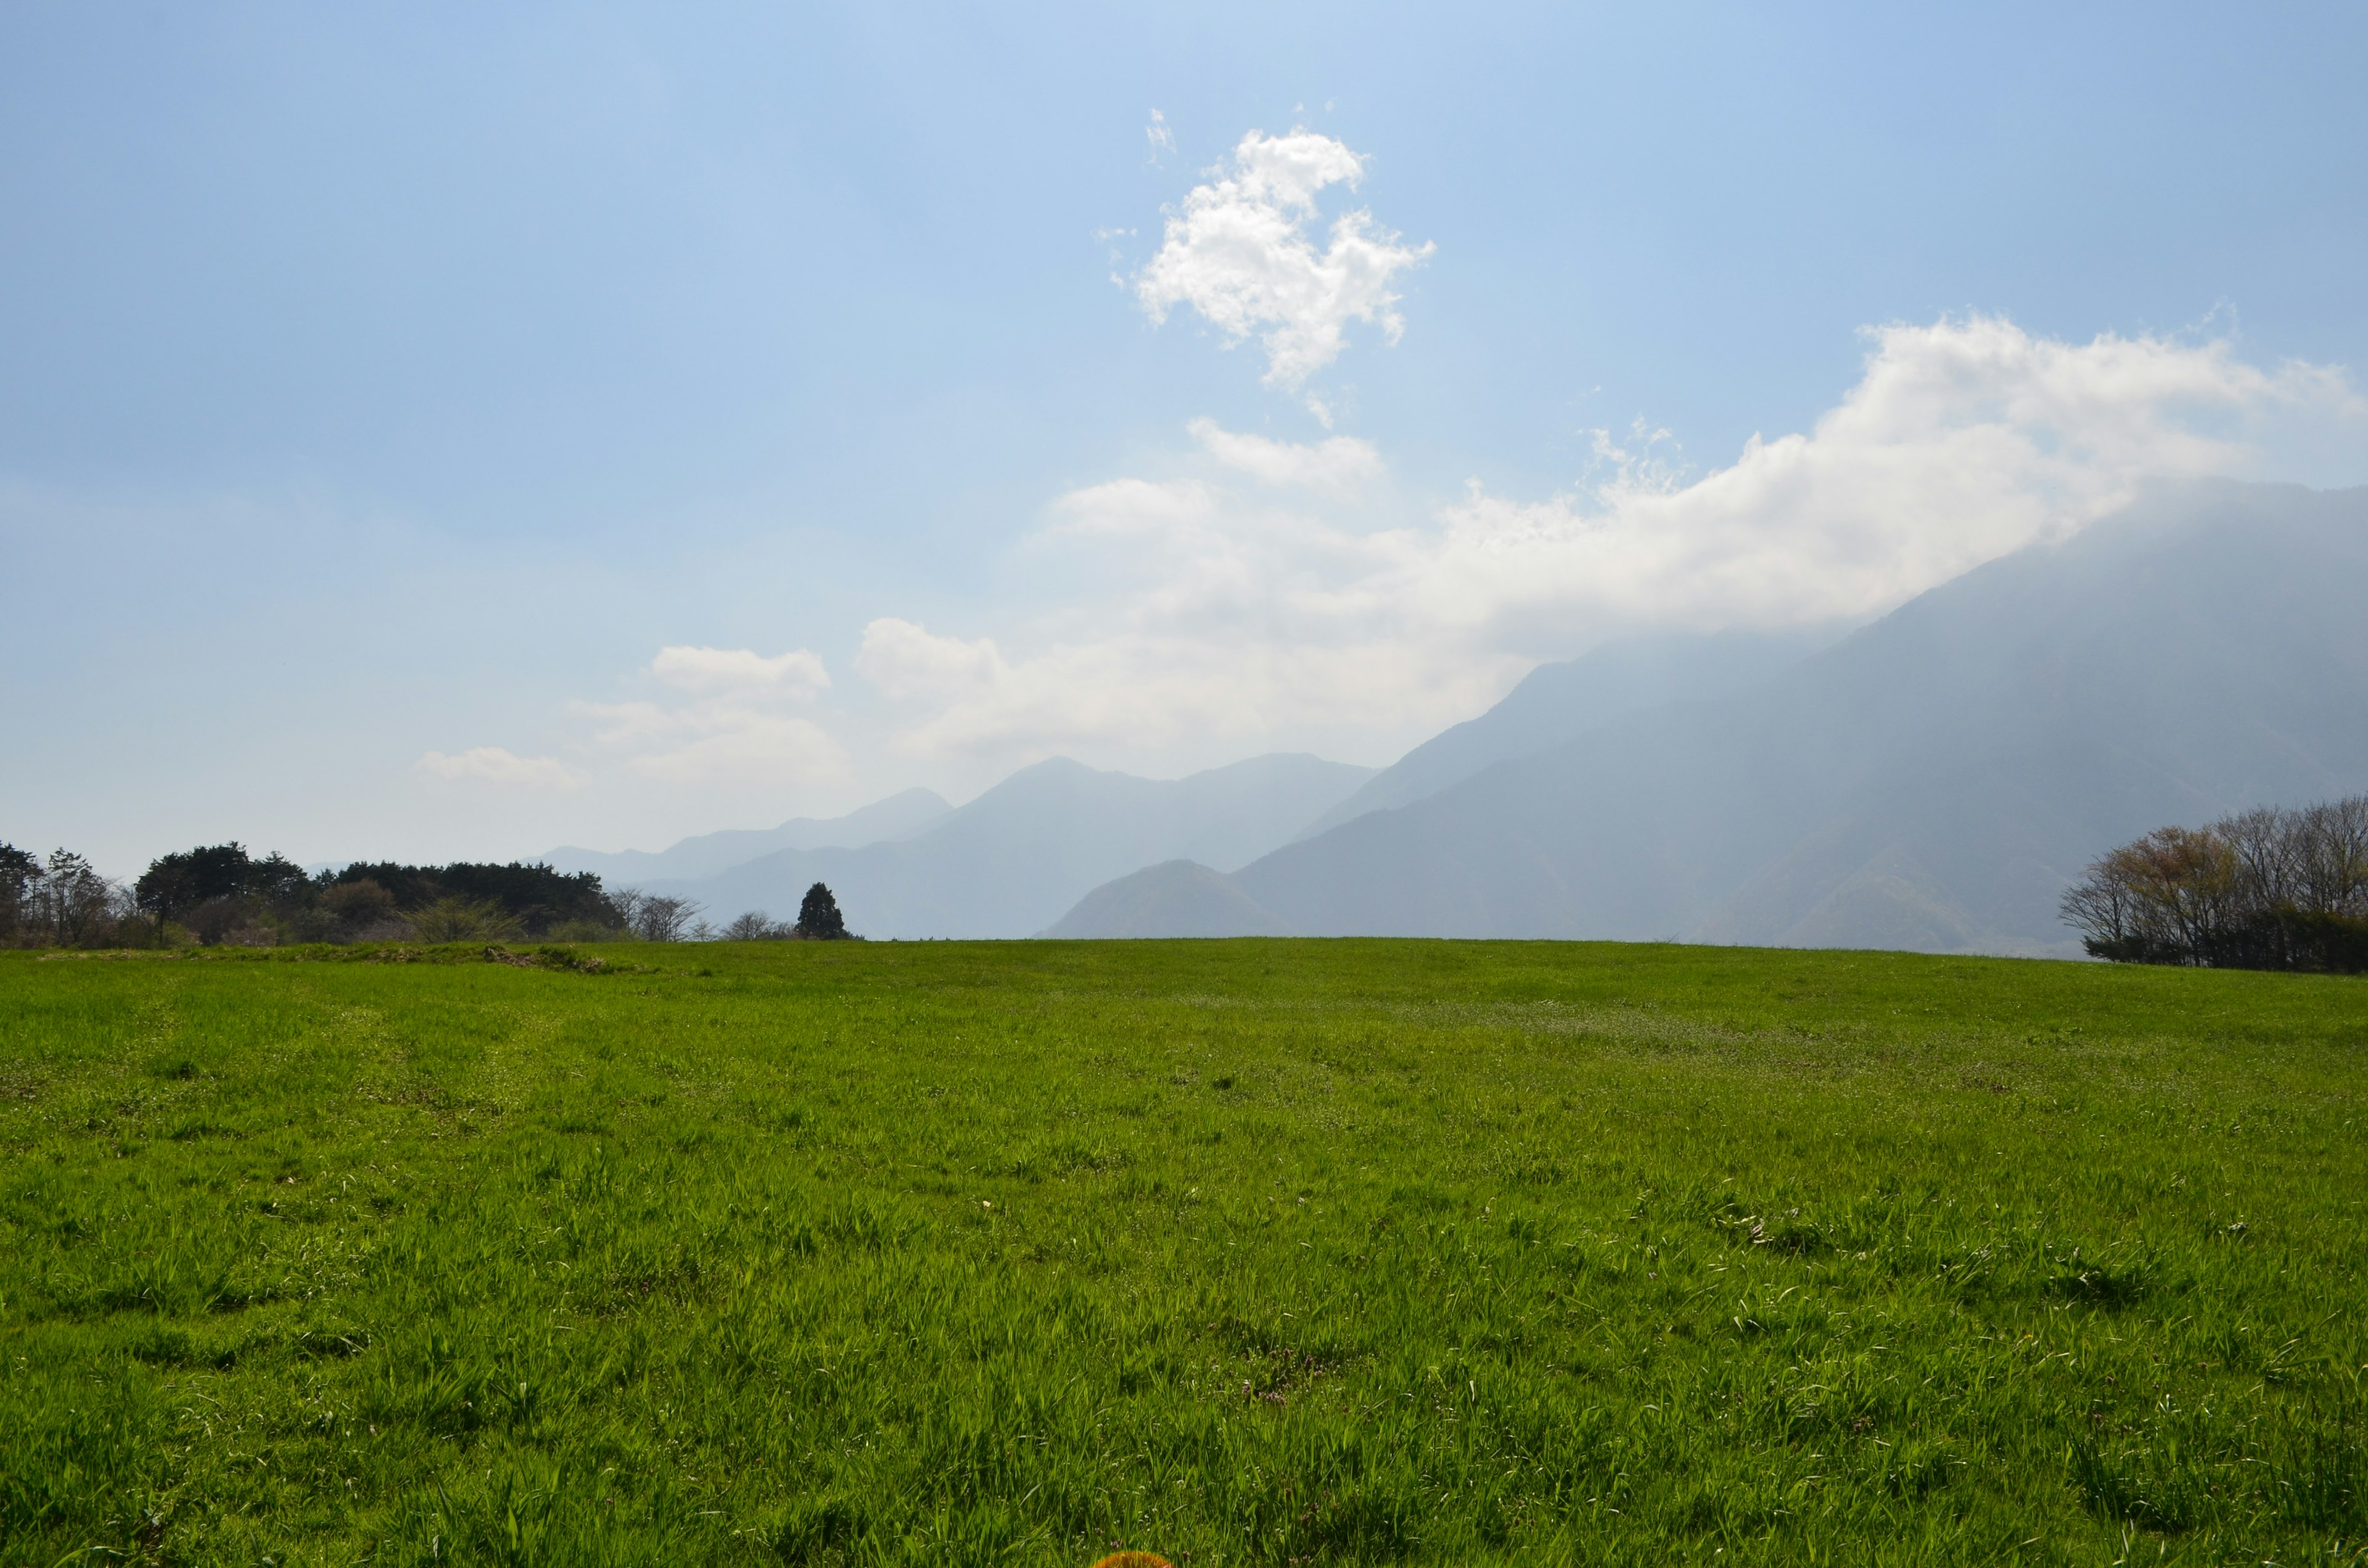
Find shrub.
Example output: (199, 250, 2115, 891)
(405, 897, 526, 943)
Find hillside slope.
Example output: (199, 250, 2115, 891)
(1294, 625, 1846, 839)
(1038, 860, 1294, 938)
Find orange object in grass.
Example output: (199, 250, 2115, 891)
(1090, 1555, 1174, 1568)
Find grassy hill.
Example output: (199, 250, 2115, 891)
(2, 939, 2363, 1566)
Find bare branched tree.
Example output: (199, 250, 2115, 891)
(612, 888, 702, 942)
(2062, 794, 2368, 970)
(25, 851, 121, 947)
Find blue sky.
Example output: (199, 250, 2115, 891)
(6, 1, 2366, 871)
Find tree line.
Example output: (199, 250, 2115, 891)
(0, 841, 852, 948)
(2060, 795, 2368, 971)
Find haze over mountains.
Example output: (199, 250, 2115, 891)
(554, 481, 2366, 956)
(1051, 481, 2368, 954)
(1294, 625, 1853, 840)
(630, 753, 1374, 941)
(543, 788, 950, 884)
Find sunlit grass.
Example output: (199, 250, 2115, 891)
(2, 939, 2364, 1565)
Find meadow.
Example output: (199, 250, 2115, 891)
(1, 937, 2363, 1567)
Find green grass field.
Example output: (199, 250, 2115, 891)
(2, 939, 2364, 1567)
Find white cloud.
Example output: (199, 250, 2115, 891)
(617, 714, 847, 786)
(567, 644, 848, 786)
(1137, 129, 1433, 389)
(418, 644, 848, 795)
(649, 644, 830, 698)
(1402, 316, 2359, 637)
(864, 315, 2363, 761)
(422, 642, 846, 795)
(422, 316, 2361, 809)
(551, 643, 848, 785)
(415, 747, 585, 792)
(1145, 108, 1174, 157)
(855, 618, 1010, 700)
(565, 692, 850, 787)
(1189, 418, 1383, 493)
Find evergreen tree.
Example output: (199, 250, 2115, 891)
(796, 882, 849, 940)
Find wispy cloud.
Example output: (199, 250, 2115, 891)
(602, 712, 848, 786)
(649, 644, 831, 699)
(1189, 417, 1383, 494)
(416, 747, 585, 792)
(567, 645, 847, 786)
(1137, 129, 1433, 390)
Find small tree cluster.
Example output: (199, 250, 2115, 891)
(1, 845, 142, 948)
(138, 843, 314, 945)
(704, 884, 859, 942)
(2060, 795, 2368, 971)
(4, 839, 850, 950)
(329, 861, 612, 935)
(123, 845, 602, 946)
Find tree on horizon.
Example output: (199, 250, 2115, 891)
(796, 882, 850, 940)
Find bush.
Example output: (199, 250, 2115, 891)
(405, 897, 526, 943)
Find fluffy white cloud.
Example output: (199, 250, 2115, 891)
(1402, 316, 2358, 637)
(864, 315, 2362, 761)
(415, 747, 585, 792)
(1137, 129, 1433, 389)
(649, 644, 831, 698)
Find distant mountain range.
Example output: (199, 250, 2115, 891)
(1047, 481, 2368, 955)
(546, 481, 2366, 955)
(543, 787, 952, 884)
(631, 753, 1375, 940)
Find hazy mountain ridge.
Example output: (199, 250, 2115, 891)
(649, 753, 1375, 939)
(1294, 624, 1851, 839)
(1039, 860, 1295, 938)
(541, 787, 952, 884)
(1050, 481, 2368, 953)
